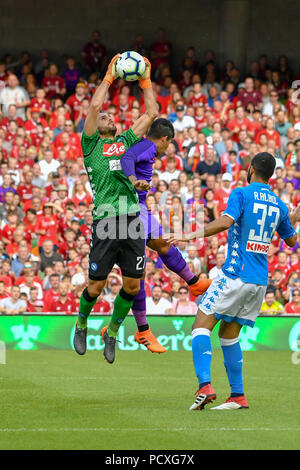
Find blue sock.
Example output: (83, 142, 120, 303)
(192, 328, 212, 387)
(220, 337, 244, 396)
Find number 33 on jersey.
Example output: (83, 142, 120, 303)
(222, 182, 295, 286)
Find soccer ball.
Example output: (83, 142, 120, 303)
(115, 51, 146, 82)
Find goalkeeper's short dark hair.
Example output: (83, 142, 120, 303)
(251, 152, 276, 181)
(147, 118, 174, 140)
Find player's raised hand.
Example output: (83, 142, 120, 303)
(139, 57, 152, 89)
(103, 53, 120, 86)
(133, 179, 151, 191)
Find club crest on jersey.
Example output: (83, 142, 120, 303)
(103, 142, 125, 157)
(246, 241, 269, 253)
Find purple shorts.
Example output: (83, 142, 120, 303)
(138, 203, 163, 243)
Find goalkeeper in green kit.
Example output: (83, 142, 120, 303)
(73, 53, 159, 363)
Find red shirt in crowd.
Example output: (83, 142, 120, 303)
(188, 94, 208, 108)
(2, 223, 17, 243)
(1, 116, 25, 130)
(65, 94, 88, 121)
(36, 214, 59, 246)
(43, 289, 61, 311)
(150, 40, 171, 70)
(17, 183, 34, 202)
(256, 129, 281, 148)
(160, 154, 183, 172)
(228, 118, 253, 143)
(285, 302, 300, 313)
(49, 298, 77, 314)
(93, 299, 111, 313)
(30, 97, 51, 115)
(213, 187, 231, 213)
(237, 89, 262, 108)
(42, 75, 66, 99)
(25, 117, 49, 138)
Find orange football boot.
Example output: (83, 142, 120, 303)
(134, 329, 166, 353)
(189, 278, 212, 297)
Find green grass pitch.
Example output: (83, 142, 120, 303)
(1, 350, 300, 450)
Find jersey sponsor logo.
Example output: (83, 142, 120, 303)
(109, 160, 122, 171)
(246, 241, 269, 253)
(103, 142, 125, 157)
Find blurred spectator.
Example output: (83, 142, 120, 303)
(39, 240, 64, 271)
(172, 286, 198, 315)
(260, 290, 285, 315)
(48, 282, 76, 314)
(19, 269, 43, 299)
(26, 286, 43, 312)
(208, 252, 226, 279)
(146, 285, 174, 315)
(195, 146, 221, 185)
(0, 285, 27, 314)
(104, 276, 122, 309)
(0, 74, 30, 120)
(173, 105, 196, 132)
(285, 288, 300, 313)
(38, 148, 60, 180)
(41, 64, 66, 99)
(151, 27, 172, 73)
(237, 77, 262, 109)
(62, 57, 82, 95)
(82, 31, 107, 74)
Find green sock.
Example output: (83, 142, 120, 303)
(77, 288, 98, 329)
(108, 289, 134, 338)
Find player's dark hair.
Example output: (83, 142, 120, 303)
(147, 118, 174, 140)
(251, 152, 276, 181)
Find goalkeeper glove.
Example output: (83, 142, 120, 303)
(139, 57, 152, 89)
(103, 53, 120, 86)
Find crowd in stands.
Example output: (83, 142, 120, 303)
(0, 28, 299, 315)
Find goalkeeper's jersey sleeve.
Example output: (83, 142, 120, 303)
(81, 128, 141, 221)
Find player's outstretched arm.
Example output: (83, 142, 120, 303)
(131, 57, 159, 139)
(164, 215, 234, 243)
(83, 53, 120, 136)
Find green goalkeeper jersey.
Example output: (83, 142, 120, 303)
(81, 128, 141, 221)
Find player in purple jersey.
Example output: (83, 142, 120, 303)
(165, 152, 300, 410)
(121, 118, 212, 353)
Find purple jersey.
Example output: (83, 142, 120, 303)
(121, 138, 156, 205)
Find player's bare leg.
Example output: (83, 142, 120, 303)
(190, 310, 218, 410)
(210, 320, 249, 410)
(147, 237, 212, 296)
